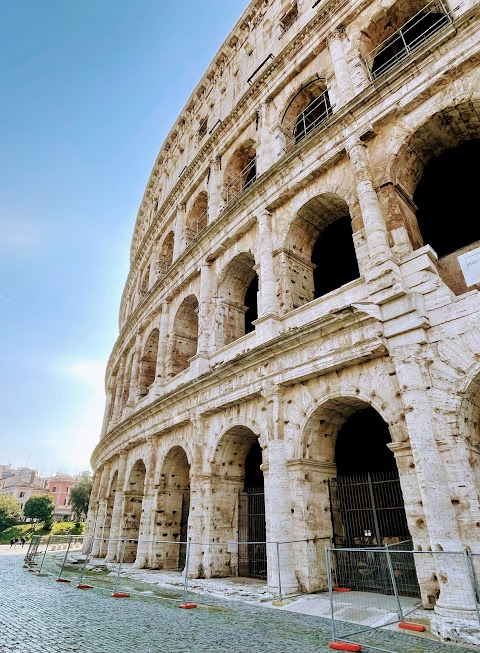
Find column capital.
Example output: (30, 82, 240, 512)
(326, 27, 346, 44)
(211, 156, 221, 171)
(257, 209, 272, 230)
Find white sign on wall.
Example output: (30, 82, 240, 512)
(458, 247, 480, 287)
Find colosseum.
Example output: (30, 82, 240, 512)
(86, 0, 480, 641)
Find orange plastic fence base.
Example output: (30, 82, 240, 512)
(179, 602, 197, 609)
(56, 578, 71, 583)
(333, 587, 351, 592)
(77, 584, 94, 589)
(27, 569, 36, 573)
(111, 592, 130, 598)
(398, 622, 426, 632)
(329, 642, 362, 651)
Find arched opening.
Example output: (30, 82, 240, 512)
(300, 398, 417, 595)
(283, 194, 359, 311)
(156, 231, 174, 276)
(185, 191, 208, 245)
(169, 295, 199, 376)
(216, 253, 258, 346)
(361, 0, 452, 79)
(99, 470, 117, 557)
(122, 460, 146, 563)
(393, 102, 480, 295)
(282, 80, 332, 145)
(223, 141, 257, 203)
(154, 447, 190, 570)
(139, 267, 150, 298)
(208, 426, 265, 579)
(138, 328, 159, 396)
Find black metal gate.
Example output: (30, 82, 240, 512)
(328, 471, 420, 597)
(178, 493, 190, 569)
(238, 488, 267, 579)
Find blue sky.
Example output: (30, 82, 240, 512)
(0, 1, 247, 476)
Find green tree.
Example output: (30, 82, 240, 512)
(24, 495, 55, 531)
(0, 495, 21, 532)
(69, 477, 93, 521)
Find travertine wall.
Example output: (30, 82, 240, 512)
(86, 0, 480, 642)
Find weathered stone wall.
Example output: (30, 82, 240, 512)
(88, 0, 480, 641)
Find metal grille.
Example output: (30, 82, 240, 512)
(238, 488, 267, 579)
(178, 493, 189, 569)
(329, 471, 420, 596)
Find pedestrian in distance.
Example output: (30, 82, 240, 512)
(20, 537, 26, 547)
(10, 538, 15, 548)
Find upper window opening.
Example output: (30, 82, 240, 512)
(280, 3, 298, 35)
(364, 0, 452, 80)
(223, 142, 257, 205)
(281, 80, 332, 147)
(185, 192, 208, 245)
(198, 117, 208, 141)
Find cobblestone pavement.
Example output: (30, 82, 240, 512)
(0, 550, 477, 653)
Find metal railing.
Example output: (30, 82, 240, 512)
(363, 0, 453, 81)
(154, 256, 172, 277)
(223, 157, 257, 206)
(281, 89, 332, 145)
(184, 209, 208, 245)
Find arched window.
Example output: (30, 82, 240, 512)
(138, 328, 159, 395)
(282, 80, 332, 146)
(185, 192, 208, 245)
(223, 141, 257, 204)
(283, 193, 359, 311)
(169, 295, 199, 377)
(156, 231, 174, 276)
(216, 253, 258, 346)
(362, 0, 452, 80)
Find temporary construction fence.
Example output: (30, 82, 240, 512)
(326, 545, 480, 652)
(23, 535, 318, 606)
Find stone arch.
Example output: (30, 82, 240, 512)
(359, 0, 452, 79)
(139, 266, 150, 296)
(121, 351, 134, 410)
(185, 191, 208, 245)
(282, 193, 359, 310)
(122, 459, 146, 563)
(208, 425, 265, 578)
(281, 78, 332, 145)
(138, 328, 159, 396)
(99, 469, 118, 557)
(223, 140, 257, 202)
(169, 295, 199, 376)
(215, 252, 258, 347)
(459, 366, 480, 498)
(294, 394, 423, 595)
(153, 446, 191, 570)
(391, 100, 480, 294)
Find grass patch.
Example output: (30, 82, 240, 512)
(0, 523, 48, 544)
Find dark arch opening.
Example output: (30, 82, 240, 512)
(413, 139, 480, 259)
(294, 92, 332, 144)
(335, 407, 396, 475)
(244, 275, 258, 335)
(312, 214, 360, 298)
(371, 9, 449, 79)
(244, 439, 264, 489)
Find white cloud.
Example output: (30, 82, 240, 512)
(66, 360, 106, 390)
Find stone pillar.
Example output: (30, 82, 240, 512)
(256, 102, 275, 174)
(347, 138, 405, 302)
(173, 203, 185, 260)
(110, 356, 126, 425)
(83, 470, 102, 552)
(126, 332, 143, 405)
(100, 379, 115, 439)
(105, 453, 128, 562)
(257, 211, 279, 317)
(392, 351, 477, 628)
(156, 301, 170, 384)
(148, 256, 156, 287)
(262, 385, 298, 594)
(91, 463, 111, 557)
(208, 157, 223, 223)
(135, 437, 159, 568)
(187, 473, 211, 578)
(198, 264, 212, 355)
(287, 460, 337, 592)
(327, 29, 355, 106)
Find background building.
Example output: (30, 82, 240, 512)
(86, 0, 480, 644)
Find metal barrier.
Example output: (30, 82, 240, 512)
(327, 546, 480, 651)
